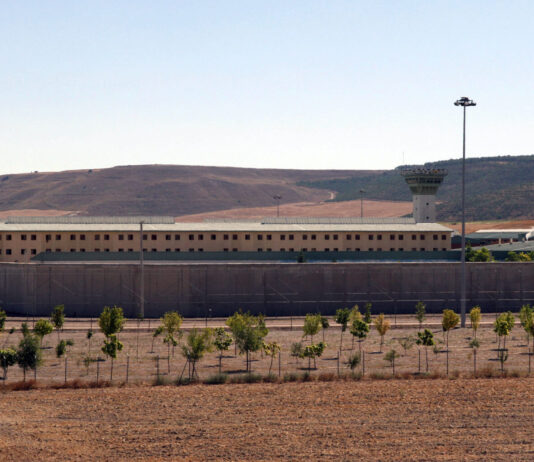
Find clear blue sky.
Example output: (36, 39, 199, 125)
(1, 1, 533, 174)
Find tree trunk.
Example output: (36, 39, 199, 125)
(219, 352, 222, 374)
(269, 356, 273, 375)
(473, 348, 477, 376)
(340, 329, 343, 352)
(167, 343, 170, 373)
(110, 358, 114, 382)
(246, 350, 249, 372)
(425, 348, 429, 372)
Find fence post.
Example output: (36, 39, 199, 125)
(156, 355, 160, 381)
(278, 352, 281, 378)
(64, 355, 68, 384)
(96, 358, 100, 384)
(337, 351, 340, 376)
(126, 355, 130, 384)
(362, 350, 365, 376)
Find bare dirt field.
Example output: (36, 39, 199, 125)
(0, 209, 76, 219)
(444, 219, 534, 234)
(176, 199, 413, 222)
(1, 378, 534, 461)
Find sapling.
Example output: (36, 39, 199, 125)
(301, 341, 326, 371)
(519, 304, 533, 348)
(302, 313, 322, 344)
(213, 327, 232, 374)
(350, 319, 369, 355)
(349, 306, 362, 350)
(320, 315, 330, 343)
(494, 314, 511, 353)
(442, 309, 460, 375)
(335, 308, 351, 352)
(398, 335, 416, 356)
(0, 348, 17, 382)
(160, 311, 183, 372)
(56, 339, 74, 358)
(469, 306, 481, 340)
(346, 352, 361, 372)
(151, 325, 164, 353)
(290, 342, 303, 366)
(416, 329, 435, 373)
(33, 319, 54, 348)
(99, 305, 125, 381)
(181, 328, 213, 380)
(17, 334, 42, 382)
(415, 301, 426, 329)
(364, 303, 372, 324)
(469, 339, 480, 376)
(263, 341, 281, 375)
(384, 349, 399, 376)
(50, 304, 65, 342)
(374, 314, 390, 352)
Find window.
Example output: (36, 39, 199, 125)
(56, 234, 61, 241)
(245, 234, 250, 240)
(198, 248, 203, 252)
(289, 234, 294, 241)
(324, 248, 329, 252)
(433, 234, 438, 241)
(104, 249, 110, 252)
(232, 234, 238, 240)
(257, 248, 263, 252)
(399, 248, 404, 251)
(303, 234, 308, 240)
(21, 249, 26, 255)
(311, 234, 316, 240)
(433, 248, 438, 251)
(377, 234, 382, 241)
(232, 248, 238, 252)
(128, 249, 133, 252)
(95, 248, 100, 252)
(257, 234, 263, 240)
(346, 234, 352, 240)
(355, 248, 360, 251)
(189, 234, 194, 241)
(46, 249, 51, 253)
(151, 234, 157, 241)
(104, 234, 110, 241)
(223, 234, 229, 240)
(70, 249, 75, 252)
(390, 248, 395, 251)
(189, 248, 194, 252)
(302, 248, 307, 252)
(151, 248, 157, 252)
(355, 234, 360, 240)
(224, 248, 229, 252)
(411, 234, 416, 240)
(175, 248, 180, 252)
(119, 234, 124, 241)
(333, 235, 338, 241)
(142, 234, 147, 241)
(7, 234, 12, 241)
(280, 235, 286, 240)
(420, 235, 425, 240)
(420, 248, 425, 251)
(118, 249, 123, 252)
(311, 248, 316, 251)
(70, 234, 76, 241)
(6, 249, 12, 255)
(267, 234, 272, 240)
(390, 235, 395, 240)
(80, 234, 86, 241)
(289, 248, 294, 252)
(399, 235, 404, 241)
(369, 235, 374, 240)
(31, 234, 36, 241)
(165, 234, 171, 241)
(174, 234, 180, 241)
(442, 248, 447, 251)
(21, 234, 27, 241)
(46, 234, 52, 242)
(128, 234, 134, 240)
(80, 249, 86, 252)
(267, 248, 272, 252)
(325, 234, 330, 240)
(211, 234, 216, 240)
(333, 248, 338, 251)
(198, 234, 204, 241)
(280, 248, 286, 252)
(377, 248, 382, 251)
(95, 234, 100, 241)
(442, 234, 447, 240)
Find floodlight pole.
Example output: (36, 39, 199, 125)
(360, 190, 365, 218)
(454, 97, 476, 328)
(139, 220, 145, 319)
(273, 195, 282, 217)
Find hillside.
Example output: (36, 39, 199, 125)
(0, 165, 379, 216)
(299, 155, 534, 221)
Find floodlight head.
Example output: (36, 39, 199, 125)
(454, 97, 476, 107)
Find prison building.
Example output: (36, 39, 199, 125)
(0, 216, 453, 262)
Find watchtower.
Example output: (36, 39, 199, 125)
(401, 168, 448, 223)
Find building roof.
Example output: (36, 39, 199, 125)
(483, 240, 534, 252)
(0, 217, 453, 233)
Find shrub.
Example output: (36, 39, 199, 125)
(203, 373, 229, 385)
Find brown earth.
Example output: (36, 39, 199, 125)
(1, 378, 533, 461)
(0, 209, 76, 219)
(176, 199, 413, 221)
(444, 220, 534, 234)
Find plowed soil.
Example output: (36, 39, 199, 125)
(1, 378, 534, 461)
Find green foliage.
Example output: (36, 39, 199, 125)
(398, 335, 416, 354)
(442, 309, 460, 333)
(469, 306, 481, 337)
(50, 304, 65, 331)
(415, 301, 426, 328)
(346, 352, 361, 370)
(21, 322, 30, 337)
(350, 319, 369, 340)
(335, 308, 351, 332)
(101, 334, 123, 359)
(384, 349, 399, 365)
(99, 306, 125, 338)
(161, 311, 183, 347)
(503, 311, 515, 332)
(505, 251, 532, 262)
(301, 342, 327, 360)
(55, 339, 74, 358)
(0, 348, 17, 380)
(226, 311, 268, 371)
(302, 313, 322, 339)
(349, 305, 362, 323)
(520, 304, 534, 337)
(469, 338, 480, 349)
(364, 303, 372, 324)
(373, 313, 390, 351)
(494, 314, 511, 339)
(290, 342, 304, 359)
(86, 330, 93, 340)
(0, 309, 6, 332)
(213, 327, 232, 353)
(17, 334, 42, 378)
(320, 315, 330, 330)
(467, 247, 494, 262)
(33, 319, 54, 344)
(416, 329, 435, 348)
(181, 328, 213, 378)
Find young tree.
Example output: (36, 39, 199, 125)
(469, 306, 482, 339)
(301, 341, 327, 371)
(494, 314, 511, 353)
(17, 334, 42, 382)
(0, 348, 17, 381)
(469, 338, 480, 376)
(373, 314, 390, 352)
(364, 303, 372, 324)
(335, 308, 351, 352)
(213, 327, 232, 374)
(302, 313, 322, 344)
(56, 339, 74, 358)
(350, 319, 369, 355)
(227, 312, 268, 372)
(415, 301, 426, 329)
(181, 328, 213, 380)
(346, 352, 361, 372)
(397, 335, 416, 356)
(160, 311, 183, 372)
(416, 329, 435, 372)
(87, 330, 93, 355)
(290, 342, 303, 366)
(99, 305, 125, 380)
(263, 341, 281, 375)
(33, 319, 54, 348)
(320, 315, 330, 342)
(50, 304, 65, 342)
(442, 309, 460, 352)
(21, 322, 30, 338)
(0, 309, 6, 336)
(384, 349, 399, 376)
(151, 325, 164, 353)
(519, 304, 533, 345)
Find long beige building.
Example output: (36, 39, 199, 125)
(0, 216, 452, 262)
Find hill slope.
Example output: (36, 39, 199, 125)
(299, 155, 534, 221)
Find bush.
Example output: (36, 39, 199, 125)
(203, 373, 229, 385)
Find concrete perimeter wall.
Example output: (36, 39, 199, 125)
(1, 262, 533, 318)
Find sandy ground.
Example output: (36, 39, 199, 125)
(444, 219, 534, 234)
(0, 209, 76, 219)
(1, 378, 534, 461)
(176, 199, 413, 222)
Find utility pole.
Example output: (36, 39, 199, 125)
(139, 220, 145, 319)
(359, 189, 365, 218)
(454, 97, 476, 327)
(273, 195, 282, 218)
